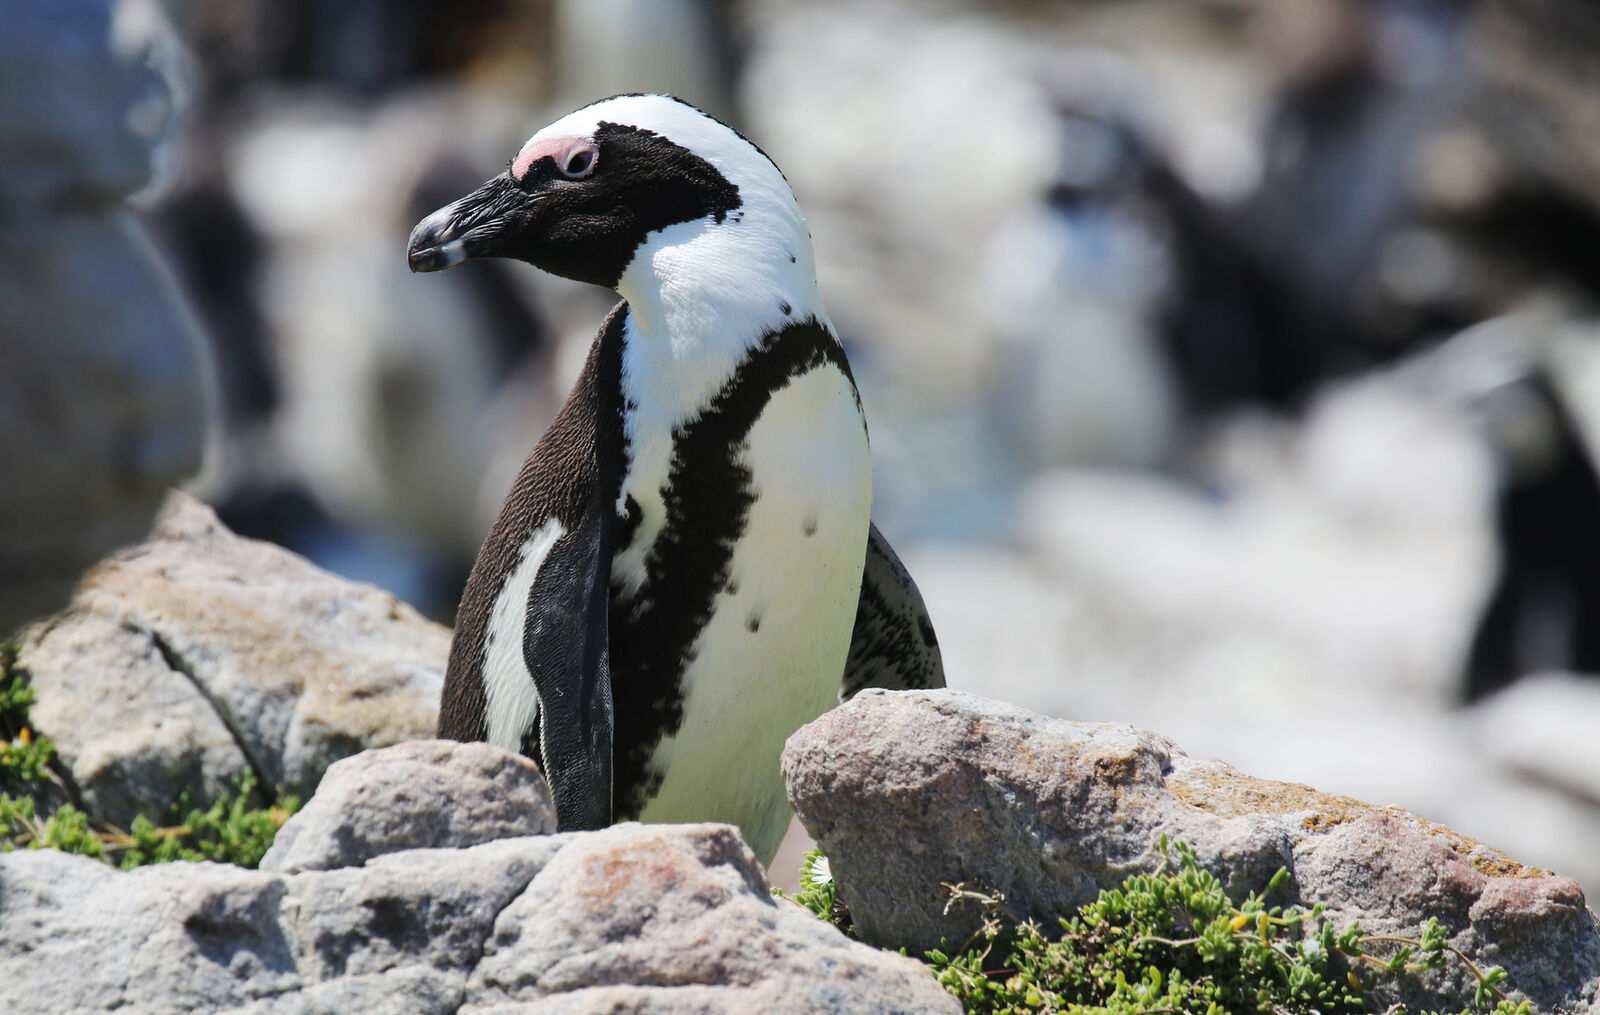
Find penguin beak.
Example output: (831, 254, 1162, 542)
(407, 175, 539, 273)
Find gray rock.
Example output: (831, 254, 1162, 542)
(0, 825, 955, 1015)
(784, 688, 1600, 1013)
(0, 0, 209, 635)
(14, 492, 445, 826)
(464, 823, 957, 1014)
(262, 740, 556, 874)
(0, 849, 297, 1013)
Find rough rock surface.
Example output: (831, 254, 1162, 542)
(261, 740, 556, 874)
(784, 688, 1600, 1014)
(13, 492, 445, 826)
(0, 741, 957, 1015)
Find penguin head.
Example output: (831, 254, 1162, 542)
(408, 94, 809, 292)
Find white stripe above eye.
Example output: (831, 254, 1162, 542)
(482, 518, 567, 753)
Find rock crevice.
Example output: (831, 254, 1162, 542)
(147, 624, 276, 806)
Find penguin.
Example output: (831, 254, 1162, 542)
(407, 94, 943, 863)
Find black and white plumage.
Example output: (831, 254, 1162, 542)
(407, 94, 943, 862)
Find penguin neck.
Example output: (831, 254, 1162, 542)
(616, 210, 830, 428)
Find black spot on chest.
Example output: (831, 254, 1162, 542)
(617, 494, 643, 552)
(607, 316, 858, 818)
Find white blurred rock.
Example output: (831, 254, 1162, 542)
(744, 0, 1058, 398)
(551, 0, 735, 123)
(1475, 673, 1600, 804)
(1018, 357, 1495, 705)
(980, 203, 1180, 470)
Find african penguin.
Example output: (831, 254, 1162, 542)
(408, 94, 944, 863)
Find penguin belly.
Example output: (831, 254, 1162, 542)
(633, 363, 870, 863)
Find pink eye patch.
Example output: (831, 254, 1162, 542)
(513, 136, 599, 181)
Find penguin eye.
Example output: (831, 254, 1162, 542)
(560, 143, 598, 180)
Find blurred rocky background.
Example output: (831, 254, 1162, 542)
(6, 0, 1600, 898)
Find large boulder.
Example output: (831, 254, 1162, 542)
(12, 492, 445, 826)
(784, 688, 1600, 1014)
(0, 741, 957, 1015)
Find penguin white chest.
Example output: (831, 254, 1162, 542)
(633, 361, 870, 861)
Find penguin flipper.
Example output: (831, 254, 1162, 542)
(841, 521, 946, 699)
(441, 302, 627, 833)
(522, 496, 615, 832)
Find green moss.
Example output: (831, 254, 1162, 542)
(0, 642, 298, 869)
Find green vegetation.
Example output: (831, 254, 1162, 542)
(925, 838, 1527, 1014)
(0, 642, 298, 869)
(0, 644, 54, 787)
(785, 835, 1529, 1015)
(103, 771, 298, 869)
